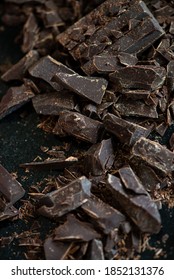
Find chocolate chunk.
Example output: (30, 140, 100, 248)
(82, 55, 121, 75)
(131, 162, 162, 192)
(113, 97, 158, 119)
(103, 113, 150, 146)
(81, 194, 125, 234)
(167, 61, 174, 93)
(155, 122, 168, 137)
(132, 137, 174, 175)
(0, 84, 35, 119)
(84, 138, 114, 176)
(118, 166, 147, 195)
(1, 50, 39, 82)
(88, 239, 104, 260)
(117, 52, 138, 66)
(52, 72, 108, 105)
(0, 164, 25, 204)
(0, 206, 18, 222)
(22, 13, 39, 53)
(109, 65, 166, 92)
(44, 238, 73, 260)
(54, 214, 101, 242)
(57, 0, 164, 72)
(32, 92, 75, 115)
(53, 111, 103, 144)
(29, 56, 75, 91)
(20, 157, 78, 170)
(169, 133, 174, 150)
(107, 173, 161, 233)
(38, 176, 91, 218)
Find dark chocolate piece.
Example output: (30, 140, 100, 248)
(122, 89, 151, 100)
(1, 50, 39, 82)
(88, 239, 104, 260)
(109, 65, 166, 92)
(0, 84, 35, 119)
(84, 139, 114, 176)
(44, 238, 73, 260)
(132, 137, 174, 175)
(107, 173, 161, 233)
(53, 111, 103, 144)
(117, 52, 138, 66)
(82, 55, 121, 75)
(0, 164, 25, 204)
(81, 194, 125, 234)
(20, 157, 78, 170)
(118, 166, 147, 195)
(113, 97, 158, 118)
(57, 0, 164, 74)
(167, 61, 174, 93)
(0, 206, 18, 222)
(52, 72, 108, 105)
(22, 13, 39, 53)
(29, 56, 75, 91)
(103, 113, 150, 146)
(32, 92, 75, 115)
(38, 176, 91, 218)
(54, 214, 101, 242)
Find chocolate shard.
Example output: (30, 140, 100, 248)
(103, 113, 150, 146)
(117, 52, 138, 66)
(109, 65, 166, 92)
(0, 164, 25, 204)
(0, 206, 19, 222)
(52, 72, 108, 105)
(122, 89, 151, 100)
(53, 111, 103, 144)
(131, 162, 162, 192)
(44, 238, 73, 260)
(88, 239, 104, 260)
(20, 157, 78, 170)
(81, 194, 125, 234)
(53, 214, 101, 242)
(84, 138, 114, 176)
(32, 92, 75, 115)
(57, 0, 164, 73)
(29, 55, 75, 91)
(0, 84, 35, 120)
(82, 55, 121, 75)
(22, 13, 39, 53)
(37, 176, 91, 218)
(113, 97, 158, 119)
(167, 61, 174, 93)
(132, 137, 174, 175)
(118, 166, 147, 195)
(1, 50, 39, 82)
(107, 173, 161, 233)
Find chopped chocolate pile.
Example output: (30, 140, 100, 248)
(1, 0, 174, 260)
